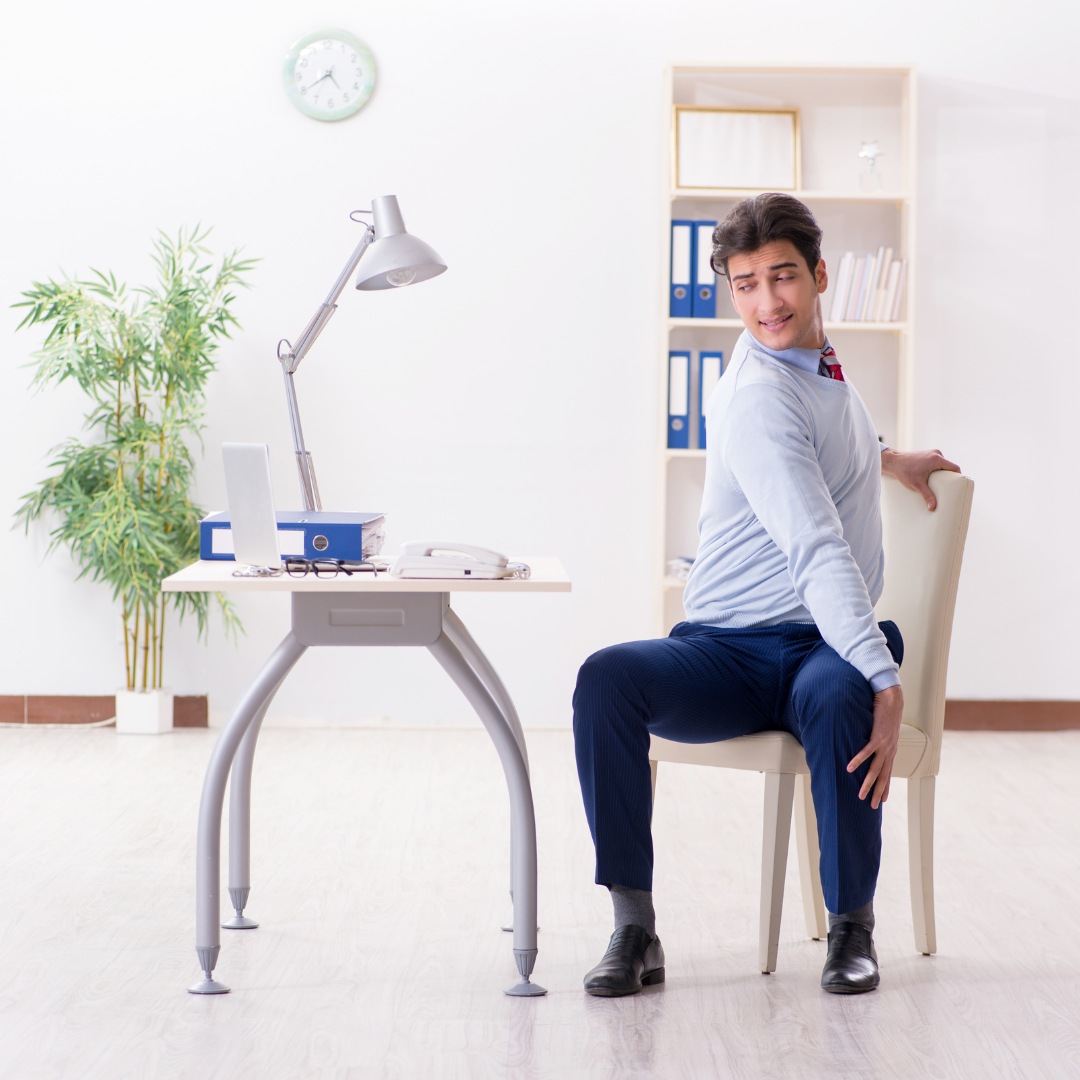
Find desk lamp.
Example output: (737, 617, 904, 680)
(276, 195, 446, 510)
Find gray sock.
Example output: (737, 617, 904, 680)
(829, 901, 875, 935)
(610, 885, 656, 937)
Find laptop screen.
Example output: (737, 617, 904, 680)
(222, 443, 282, 570)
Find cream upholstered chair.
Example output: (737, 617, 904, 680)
(649, 470, 974, 973)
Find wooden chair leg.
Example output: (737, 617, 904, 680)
(794, 773, 827, 940)
(760, 772, 796, 973)
(908, 775, 937, 955)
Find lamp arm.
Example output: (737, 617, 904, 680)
(279, 224, 375, 374)
(283, 368, 320, 511)
(276, 223, 376, 510)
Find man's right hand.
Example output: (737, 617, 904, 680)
(881, 448, 960, 511)
(847, 684, 904, 809)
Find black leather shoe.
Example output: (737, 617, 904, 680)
(584, 925, 665, 997)
(821, 922, 879, 994)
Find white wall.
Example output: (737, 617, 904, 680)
(2, 0, 1076, 724)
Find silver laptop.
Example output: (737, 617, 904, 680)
(222, 442, 282, 573)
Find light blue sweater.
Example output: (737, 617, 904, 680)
(683, 331, 899, 690)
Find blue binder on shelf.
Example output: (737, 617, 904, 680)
(670, 220, 694, 317)
(667, 350, 691, 449)
(698, 350, 724, 448)
(691, 220, 717, 318)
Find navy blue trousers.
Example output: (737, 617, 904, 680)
(573, 620, 903, 914)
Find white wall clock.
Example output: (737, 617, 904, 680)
(283, 29, 376, 121)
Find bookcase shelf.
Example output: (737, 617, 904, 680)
(670, 317, 909, 333)
(657, 63, 916, 634)
(673, 188, 908, 205)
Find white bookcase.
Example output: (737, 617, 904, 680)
(658, 64, 916, 633)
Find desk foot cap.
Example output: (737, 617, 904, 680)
(510, 946, 542, 994)
(504, 978, 547, 997)
(222, 915, 259, 930)
(189, 946, 226, 994)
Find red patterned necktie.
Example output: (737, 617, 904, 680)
(821, 344, 844, 382)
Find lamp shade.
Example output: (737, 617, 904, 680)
(355, 194, 447, 290)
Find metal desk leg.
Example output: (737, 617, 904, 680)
(428, 629, 546, 998)
(188, 631, 308, 995)
(222, 668, 291, 931)
(442, 607, 529, 769)
(442, 608, 530, 934)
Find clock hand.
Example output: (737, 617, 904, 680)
(303, 70, 334, 92)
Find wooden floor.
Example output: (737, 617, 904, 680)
(0, 726, 1077, 1079)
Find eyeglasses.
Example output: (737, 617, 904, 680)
(284, 558, 380, 578)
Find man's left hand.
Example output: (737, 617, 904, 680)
(881, 448, 960, 511)
(848, 684, 904, 809)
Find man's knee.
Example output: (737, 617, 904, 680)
(575, 644, 623, 702)
(573, 640, 668, 741)
(573, 644, 635, 731)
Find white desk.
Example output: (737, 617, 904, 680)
(162, 557, 570, 997)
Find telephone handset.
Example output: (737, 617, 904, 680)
(390, 541, 530, 580)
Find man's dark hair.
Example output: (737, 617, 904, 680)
(711, 193, 822, 279)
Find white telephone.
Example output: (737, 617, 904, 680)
(390, 541, 531, 580)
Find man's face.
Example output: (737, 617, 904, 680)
(726, 239, 827, 352)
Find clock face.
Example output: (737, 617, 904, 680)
(283, 30, 376, 121)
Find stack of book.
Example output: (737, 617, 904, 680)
(828, 248, 907, 323)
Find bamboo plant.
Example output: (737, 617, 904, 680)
(14, 228, 256, 691)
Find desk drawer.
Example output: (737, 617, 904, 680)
(292, 592, 448, 646)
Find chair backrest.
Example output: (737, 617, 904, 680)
(876, 470, 974, 776)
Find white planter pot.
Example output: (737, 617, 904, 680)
(115, 689, 174, 735)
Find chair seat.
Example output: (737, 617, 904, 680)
(649, 723, 930, 778)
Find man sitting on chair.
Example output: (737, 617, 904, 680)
(573, 193, 959, 996)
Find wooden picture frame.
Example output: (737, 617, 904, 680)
(674, 106, 801, 191)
